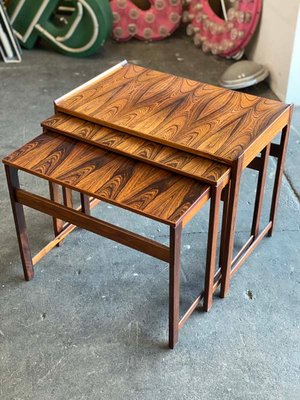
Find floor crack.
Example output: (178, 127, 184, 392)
(284, 170, 300, 202)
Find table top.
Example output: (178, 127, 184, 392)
(55, 61, 291, 166)
(42, 112, 230, 187)
(3, 132, 210, 226)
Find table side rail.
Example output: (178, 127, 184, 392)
(14, 187, 170, 263)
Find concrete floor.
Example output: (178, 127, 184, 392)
(0, 33, 299, 400)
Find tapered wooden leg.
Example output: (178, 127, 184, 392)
(203, 185, 222, 312)
(220, 159, 243, 298)
(5, 165, 34, 281)
(219, 182, 230, 270)
(251, 144, 271, 237)
(80, 193, 91, 215)
(49, 182, 64, 237)
(169, 223, 182, 349)
(268, 123, 291, 237)
(62, 187, 73, 208)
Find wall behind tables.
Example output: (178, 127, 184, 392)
(247, 0, 300, 105)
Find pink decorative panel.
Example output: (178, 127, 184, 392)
(111, 0, 182, 41)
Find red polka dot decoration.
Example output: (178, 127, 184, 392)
(111, 0, 183, 41)
(184, 0, 262, 57)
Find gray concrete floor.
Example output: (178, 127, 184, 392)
(0, 33, 299, 400)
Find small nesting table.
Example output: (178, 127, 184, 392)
(3, 131, 229, 348)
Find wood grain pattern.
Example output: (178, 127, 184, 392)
(3, 132, 210, 226)
(55, 62, 290, 164)
(42, 113, 230, 186)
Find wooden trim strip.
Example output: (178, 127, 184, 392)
(231, 235, 254, 266)
(179, 294, 202, 330)
(213, 268, 222, 291)
(15, 189, 170, 263)
(230, 222, 272, 277)
(32, 223, 77, 265)
(178, 268, 222, 330)
(32, 197, 101, 265)
(54, 60, 128, 104)
(86, 197, 101, 209)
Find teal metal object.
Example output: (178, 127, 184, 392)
(7, 0, 112, 57)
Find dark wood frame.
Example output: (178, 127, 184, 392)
(4, 118, 291, 347)
(52, 61, 294, 303)
(4, 118, 291, 348)
(52, 60, 294, 304)
(220, 119, 293, 298)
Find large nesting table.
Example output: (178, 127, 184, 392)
(53, 60, 293, 298)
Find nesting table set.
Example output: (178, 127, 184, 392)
(3, 61, 293, 348)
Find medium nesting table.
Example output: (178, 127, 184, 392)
(3, 131, 230, 348)
(42, 112, 233, 311)
(53, 61, 293, 299)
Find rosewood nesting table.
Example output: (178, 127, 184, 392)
(3, 131, 230, 348)
(54, 61, 293, 298)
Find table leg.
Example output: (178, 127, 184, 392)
(5, 165, 34, 281)
(62, 187, 73, 208)
(169, 223, 182, 349)
(49, 182, 64, 238)
(80, 193, 91, 215)
(203, 184, 222, 312)
(251, 144, 271, 237)
(268, 124, 291, 237)
(220, 159, 243, 298)
(219, 182, 230, 273)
